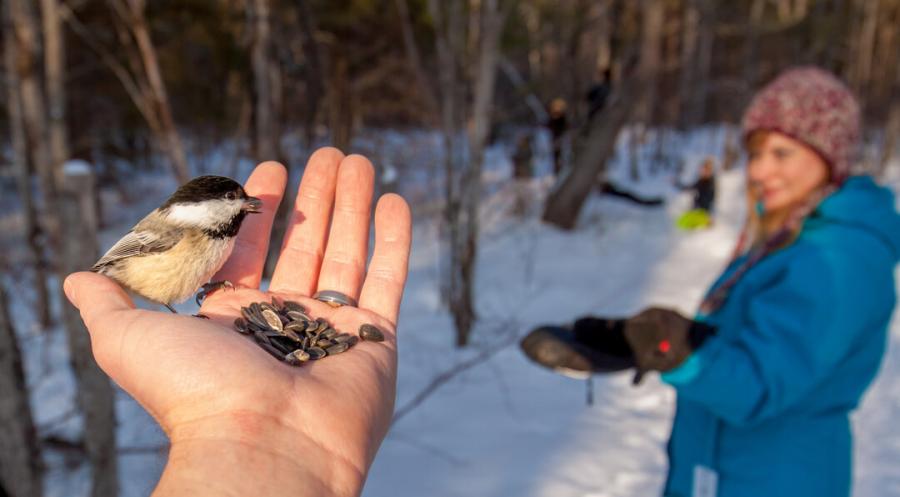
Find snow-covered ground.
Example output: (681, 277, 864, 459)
(11, 126, 900, 496)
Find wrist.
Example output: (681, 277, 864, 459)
(154, 411, 368, 497)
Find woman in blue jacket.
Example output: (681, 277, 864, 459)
(522, 67, 900, 497)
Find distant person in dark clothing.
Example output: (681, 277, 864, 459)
(546, 98, 568, 175)
(690, 158, 716, 212)
(676, 157, 717, 229)
(512, 133, 534, 180)
(586, 68, 612, 121)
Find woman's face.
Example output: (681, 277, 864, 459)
(747, 132, 830, 214)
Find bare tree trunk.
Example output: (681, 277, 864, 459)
(854, 0, 879, 104)
(879, 100, 900, 176)
(519, 2, 542, 83)
(41, 0, 68, 169)
(634, 0, 663, 124)
(629, 0, 664, 181)
(328, 52, 354, 151)
(0, 280, 42, 497)
(249, 0, 277, 160)
(678, 0, 699, 128)
(10, 0, 63, 258)
(686, 0, 714, 125)
(128, 1, 190, 182)
(4, 1, 52, 328)
(543, 78, 640, 229)
(450, 0, 507, 347)
(59, 166, 119, 497)
(429, 0, 464, 331)
(395, 0, 439, 119)
(878, 64, 900, 176)
(743, 0, 766, 97)
(871, 0, 898, 105)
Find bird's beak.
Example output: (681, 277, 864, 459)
(242, 196, 263, 213)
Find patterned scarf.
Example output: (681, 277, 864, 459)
(698, 183, 838, 316)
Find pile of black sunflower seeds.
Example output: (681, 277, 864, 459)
(233, 298, 385, 366)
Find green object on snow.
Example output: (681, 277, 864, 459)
(676, 209, 712, 230)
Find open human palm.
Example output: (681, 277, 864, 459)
(64, 148, 411, 496)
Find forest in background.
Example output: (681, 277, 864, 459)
(2, 1, 900, 496)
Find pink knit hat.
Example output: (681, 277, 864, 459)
(741, 66, 861, 184)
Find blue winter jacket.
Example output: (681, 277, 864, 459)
(661, 176, 900, 497)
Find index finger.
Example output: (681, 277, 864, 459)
(214, 161, 287, 288)
(358, 194, 412, 325)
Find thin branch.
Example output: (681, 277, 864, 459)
(58, 4, 157, 127)
(391, 319, 520, 425)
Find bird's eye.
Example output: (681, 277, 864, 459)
(225, 191, 237, 200)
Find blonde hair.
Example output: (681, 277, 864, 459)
(736, 129, 838, 259)
(740, 131, 797, 253)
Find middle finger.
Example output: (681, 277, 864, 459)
(269, 147, 343, 295)
(315, 154, 375, 301)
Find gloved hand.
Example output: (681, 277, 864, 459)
(520, 316, 634, 378)
(623, 307, 716, 384)
(521, 308, 715, 385)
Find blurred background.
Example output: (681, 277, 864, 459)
(2, 1, 899, 496)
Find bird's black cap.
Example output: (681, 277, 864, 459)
(161, 175, 246, 209)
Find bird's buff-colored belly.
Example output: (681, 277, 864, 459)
(115, 233, 234, 305)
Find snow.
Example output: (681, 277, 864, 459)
(13, 126, 900, 497)
(62, 159, 93, 176)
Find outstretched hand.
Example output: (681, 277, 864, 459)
(64, 148, 412, 497)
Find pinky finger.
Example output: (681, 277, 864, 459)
(358, 194, 412, 326)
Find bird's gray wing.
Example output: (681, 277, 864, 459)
(91, 216, 184, 271)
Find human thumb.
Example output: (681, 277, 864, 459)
(63, 271, 135, 330)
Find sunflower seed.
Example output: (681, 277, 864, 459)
(258, 341, 285, 359)
(234, 318, 250, 334)
(261, 309, 283, 331)
(253, 330, 271, 345)
(307, 347, 327, 360)
(270, 295, 284, 311)
(240, 306, 255, 322)
(315, 318, 329, 333)
(359, 324, 385, 342)
(280, 327, 303, 342)
(287, 310, 312, 322)
(269, 337, 296, 355)
(285, 349, 310, 365)
(284, 322, 307, 333)
(333, 334, 357, 345)
(283, 300, 307, 313)
(320, 328, 337, 339)
(325, 342, 349, 355)
(315, 338, 334, 348)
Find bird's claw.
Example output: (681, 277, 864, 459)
(195, 280, 235, 306)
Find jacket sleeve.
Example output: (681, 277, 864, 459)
(661, 247, 884, 427)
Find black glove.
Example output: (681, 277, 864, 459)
(520, 316, 635, 377)
(520, 308, 715, 384)
(623, 307, 716, 384)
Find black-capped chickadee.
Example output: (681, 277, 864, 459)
(91, 175, 262, 312)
